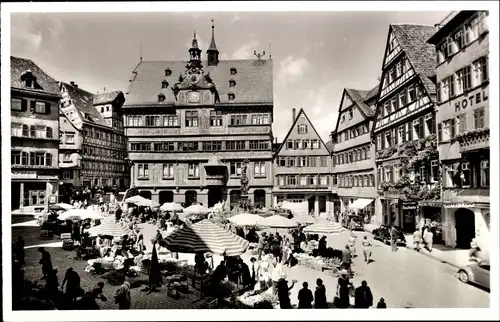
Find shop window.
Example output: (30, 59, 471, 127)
(480, 160, 489, 187)
(461, 162, 471, 187)
(431, 160, 439, 183)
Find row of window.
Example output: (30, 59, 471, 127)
(377, 161, 440, 187)
(276, 156, 329, 168)
(82, 145, 127, 160)
(297, 124, 308, 134)
(375, 114, 435, 151)
(438, 107, 485, 142)
(339, 108, 353, 124)
(158, 93, 237, 102)
(285, 139, 321, 150)
(12, 151, 53, 167)
(82, 161, 126, 172)
(277, 175, 330, 187)
(437, 56, 488, 103)
(438, 12, 488, 62)
(443, 160, 489, 188)
(11, 98, 52, 114)
(382, 57, 411, 90)
(126, 112, 270, 128)
(379, 83, 424, 119)
(137, 161, 267, 179)
(11, 124, 55, 139)
(335, 123, 370, 144)
(337, 174, 375, 188)
(130, 140, 271, 152)
(334, 145, 371, 165)
(83, 127, 126, 144)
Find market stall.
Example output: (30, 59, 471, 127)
(125, 195, 160, 208)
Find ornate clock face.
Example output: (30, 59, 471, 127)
(190, 74, 200, 85)
(188, 91, 200, 103)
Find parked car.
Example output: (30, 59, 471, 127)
(372, 225, 407, 246)
(343, 215, 364, 231)
(457, 260, 490, 290)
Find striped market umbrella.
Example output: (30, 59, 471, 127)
(303, 220, 345, 235)
(87, 220, 133, 238)
(164, 219, 249, 256)
(229, 213, 262, 227)
(257, 215, 298, 228)
(292, 214, 316, 225)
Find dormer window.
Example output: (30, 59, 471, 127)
(21, 70, 36, 89)
(230, 67, 237, 75)
(228, 93, 235, 101)
(165, 68, 172, 77)
(229, 79, 236, 87)
(161, 80, 169, 89)
(158, 93, 166, 103)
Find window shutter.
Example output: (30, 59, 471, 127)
(431, 113, 436, 134)
(45, 102, 51, 114)
(30, 100, 36, 112)
(21, 99, 28, 111)
(46, 153, 52, 167)
(438, 123, 442, 142)
(419, 116, 425, 138)
(29, 152, 35, 165)
(381, 134, 385, 149)
(450, 119, 456, 138)
(394, 128, 399, 145)
(408, 121, 413, 141)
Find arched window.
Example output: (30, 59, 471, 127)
(158, 93, 165, 103)
(161, 79, 169, 89)
(229, 79, 236, 87)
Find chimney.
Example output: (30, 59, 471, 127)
(70, 81, 77, 88)
(275, 137, 278, 144)
(292, 108, 296, 122)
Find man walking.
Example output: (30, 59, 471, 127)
(354, 280, 373, 308)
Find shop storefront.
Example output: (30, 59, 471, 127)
(418, 201, 444, 245)
(349, 198, 375, 224)
(401, 201, 418, 232)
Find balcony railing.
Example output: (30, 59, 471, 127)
(12, 164, 58, 169)
(454, 128, 489, 153)
(278, 184, 329, 189)
(11, 133, 59, 142)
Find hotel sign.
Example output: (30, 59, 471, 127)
(444, 203, 475, 209)
(453, 86, 489, 112)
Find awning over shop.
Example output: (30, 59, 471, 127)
(59, 162, 79, 169)
(348, 198, 374, 210)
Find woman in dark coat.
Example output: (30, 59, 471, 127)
(336, 271, 351, 308)
(318, 236, 327, 257)
(297, 282, 314, 309)
(314, 278, 328, 308)
(277, 279, 296, 309)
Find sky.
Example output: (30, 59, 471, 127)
(10, 10, 450, 143)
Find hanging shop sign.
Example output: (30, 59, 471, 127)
(444, 202, 475, 209)
(402, 201, 418, 210)
(418, 201, 442, 207)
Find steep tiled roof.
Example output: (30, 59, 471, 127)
(93, 90, 123, 105)
(11, 56, 61, 96)
(391, 24, 437, 95)
(124, 59, 273, 106)
(345, 88, 375, 117)
(62, 82, 109, 127)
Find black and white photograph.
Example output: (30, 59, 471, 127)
(1, 2, 498, 321)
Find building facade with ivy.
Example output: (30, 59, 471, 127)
(331, 87, 380, 224)
(372, 24, 441, 234)
(428, 11, 490, 251)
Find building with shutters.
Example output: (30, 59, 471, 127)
(273, 108, 334, 216)
(123, 23, 274, 209)
(372, 24, 441, 234)
(58, 81, 129, 200)
(331, 86, 380, 223)
(10, 56, 61, 214)
(428, 11, 490, 251)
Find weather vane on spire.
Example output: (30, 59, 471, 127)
(254, 50, 266, 60)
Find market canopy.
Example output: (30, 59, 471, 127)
(183, 204, 211, 215)
(58, 208, 103, 221)
(164, 219, 249, 256)
(87, 220, 133, 238)
(303, 220, 345, 235)
(257, 215, 298, 228)
(229, 213, 262, 226)
(125, 195, 159, 208)
(348, 198, 374, 210)
(292, 214, 316, 225)
(160, 202, 184, 212)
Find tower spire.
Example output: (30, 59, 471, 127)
(207, 19, 219, 66)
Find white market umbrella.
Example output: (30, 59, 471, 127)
(164, 219, 249, 256)
(303, 220, 345, 235)
(184, 204, 211, 215)
(258, 215, 298, 228)
(229, 213, 262, 227)
(50, 203, 74, 211)
(160, 202, 184, 212)
(125, 195, 159, 208)
(58, 208, 103, 221)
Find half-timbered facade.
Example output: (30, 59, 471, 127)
(11, 57, 61, 214)
(428, 11, 490, 250)
(373, 24, 440, 233)
(273, 108, 334, 215)
(331, 87, 379, 223)
(123, 26, 274, 209)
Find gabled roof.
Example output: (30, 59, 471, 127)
(11, 56, 61, 96)
(124, 59, 273, 106)
(391, 24, 437, 95)
(61, 82, 109, 128)
(332, 85, 378, 135)
(93, 90, 123, 105)
(275, 108, 330, 155)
